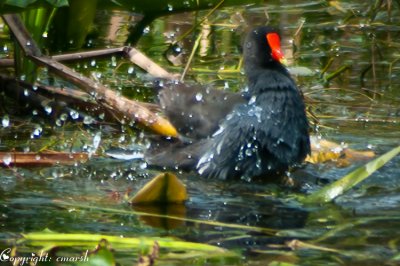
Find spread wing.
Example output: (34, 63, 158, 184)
(158, 82, 245, 139)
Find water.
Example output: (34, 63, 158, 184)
(0, 1, 400, 265)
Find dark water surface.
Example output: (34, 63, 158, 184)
(0, 0, 399, 265)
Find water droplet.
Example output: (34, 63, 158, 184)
(111, 56, 117, 67)
(44, 105, 52, 114)
(127, 66, 134, 74)
(60, 113, 68, 121)
(31, 125, 42, 138)
(2, 115, 10, 127)
(248, 96, 256, 104)
(195, 92, 203, 101)
(143, 26, 150, 34)
(83, 116, 95, 125)
(224, 82, 229, 90)
(3, 45, 8, 52)
(93, 132, 101, 149)
(174, 46, 182, 53)
(69, 110, 79, 120)
(32, 85, 38, 91)
(90, 60, 96, 67)
(26, 41, 31, 46)
(245, 148, 252, 157)
(42, 31, 48, 38)
(256, 158, 261, 169)
(24, 89, 29, 96)
(2, 153, 12, 165)
(52, 169, 62, 178)
(248, 106, 262, 122)
(167, 4, 173, 11)
(139, 162, 148, 169)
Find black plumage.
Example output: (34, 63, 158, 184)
(146, 26, 310, 180)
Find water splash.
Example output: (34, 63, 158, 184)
(2, 153, 12, 166)
(31, 125, 43, 138)
(69, 110, 79, 120)
(2, 115, 10, 127)
(93, 132, 102, 150)
(83, 116, 95, 125)
(44, 105, 52, 115)
(195, 92, 203, 101)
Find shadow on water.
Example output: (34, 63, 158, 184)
(0, 0, 400, 265)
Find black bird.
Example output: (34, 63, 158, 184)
(146, 26, 310, 180)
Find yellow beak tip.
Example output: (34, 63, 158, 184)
(280, 58, 288, 65)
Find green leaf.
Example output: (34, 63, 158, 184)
(2, 0, 68, 8)
(20, 231, 238, 258)
(4, 0, 37, 8)
(392, 252, 400, 261)
(46, 0, 69, 7)
(303, 145, 400, 203)
(109, 0, 122, 6)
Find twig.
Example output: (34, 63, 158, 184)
(124, 47, 179, 79)
(0, 46, 178, 79)
(0, 151, 89, 167)
(180, 32, 202, 81)
(294, 19, 305, 37)
(320, 58, 334, 76)
(324, 64, 350, 82)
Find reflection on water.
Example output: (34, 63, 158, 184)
(0, 0, 400, 265)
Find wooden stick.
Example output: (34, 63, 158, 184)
(124, 47, 180, 80)
(2, 14, 178, 137)
(0, 45, 178, 79)
(0, 151, 89, 167)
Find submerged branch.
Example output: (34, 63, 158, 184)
(0, 74, 120, 124)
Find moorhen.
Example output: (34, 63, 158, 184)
(146, 26, 310, 180)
